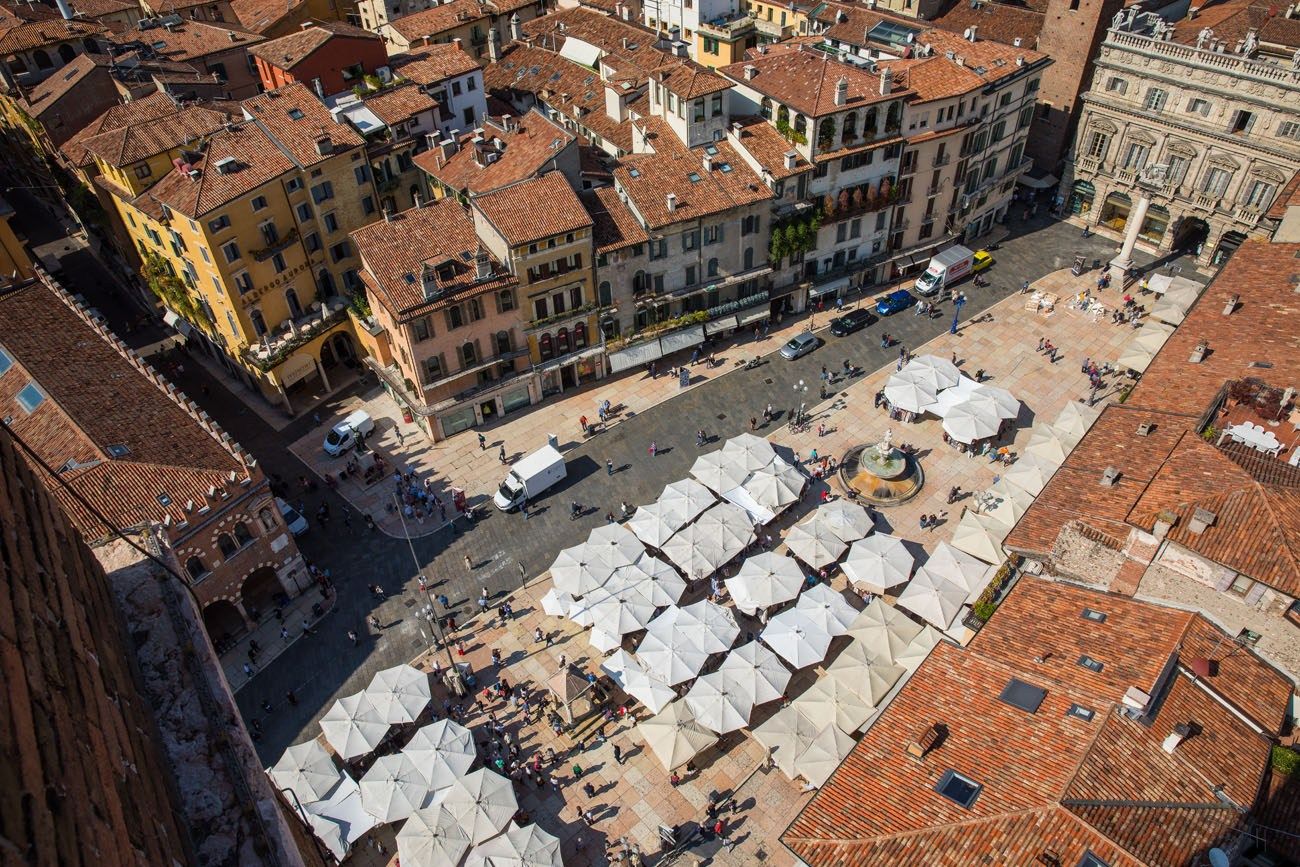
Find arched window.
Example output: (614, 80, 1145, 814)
(498, 289, 515, 311)
(777, 104, 789, 126)
(186, 556, 207, 579)
(632, 270, 647, 297)
(707, 257, 719, 277)
(285, 288, 303, 318)
(57, 44, 75, 64)
(409, 183, 420, 202)
(817, 116, 836, 151)
(760, 97, 773, 120)
(794, 114, 807, 137)
(317, 268, 335, 296)
(494, 330, 511, 354)
(539, 333, 553, 360)
(258, 507, 275, 532)
(233, 521, 253, 546)
(217, 534, 238, 558)
(841, 112, 858, 142)
(250, 309, 267, 337)
(573, 322, 587, 349)
(743, 247, 754, 269)
(885, 102, 902, 131)
(461, 341, 477, 365)
(33, 49, 53, 69)
(598, 280, 612, 306)
(556, 327, 570, 354)
(865, 107, 878, 136)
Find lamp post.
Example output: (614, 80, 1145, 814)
(393, 494, 464, 695)
(793, 379, 808, 425)
(949, 292, 967, 335)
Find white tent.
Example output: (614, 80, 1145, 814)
(465, 822, 562, 867)
(722, 432, 779, 472)
(360, 753, 435, 824)
(690, 450, 750, 494)
(441, 769, 518, 845)
(585, 584, 656, 636)
(841, 534, 913, 593)
(636, 625, 710, 686)
(883, 371, 938, 414)
(626, 501, 682, 549)
(320, 692, 388, 761)
(548, 543, 617, 596)
(826, 644, 905, 706)
(637, 701, 719, 770)
(1054, 400, 1101, 443)
(903, 354, 962, 391)
(684, 671, 757, 734)
(623, 664, 678, 714)
(539, 587, 574, 618)
(403, 719, 476, 781)
(792, 723, 856, 787)
(942, 400, 1001, 444)
(785, 519, 848, 569)
(718, 641, 791, 705)
(366, 664, 432, 726)
(302, 775, 375, 861)
(269, 740, 345, 803)
(761, 609, 834, 668)
(896, 567, 967, 630)
(928, 374, 980, 419)
(680, 599, 740, 654)
(726, 551, 805, 615)
(1024, 425, 1071, 464)
(972, 383, 1020, 420)
(950, 510, 1008, 565)
(795, 583, 860, 637)
(815, 500, 874, 544)
(396, 806, 471, 867)
(660, 477, 716, 523)
(1000, 452, 1057, 495)
(792, 673, 874, 734)
(585, 522, 645, 567)
(983, 478, 1033, 530)
(752, 705, 822, 777)
(609, 555, 686, 607)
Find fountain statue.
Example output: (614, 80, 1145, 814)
(875, 428, 894, 460)
(840, 427, 923, 505)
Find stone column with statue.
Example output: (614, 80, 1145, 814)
(1108, 163, 1168, 283)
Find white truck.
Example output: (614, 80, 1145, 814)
(914, 245, 974, 296)
(323, 409, 375, 456)
(493, 444, 566, 510)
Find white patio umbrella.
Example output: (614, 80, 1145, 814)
(403, 719, 476, 780)
(761, 609, 834, 668)
(269, 740, 345, 802)
(623, 665, 677, 714)
(792, 674, 874, 734)
(697, 501, 757, 549)
(841, 534, 913, 594)
(903, 354, 962, 390)
(722, 432, 778, 471)
(684, 670, 757, 734)
(896, 567, 967, 630)
(320, 692, 388, 761)
(1151, 295, 1187, 325)
(636, 626, 710, 686)
(441, 769, 518, 845)
(883, 371, 938, 414)
(585, 522, 645, 567)
(744, 464, 804, 512)
(1054, 400, 1100, 442)
(627, 502, 682, 549)
(661, 523, 729, 580)
(600, 648, 638, 691)
(984, 478, 1033, 530)
(611, 555, 686, 607)
(1001, 452, 1056, 495)
(826, 642, 906, 704)
(539, 587, 574, 618)
(466, 822, 562, 867)
(752, 704, 822, 778)
(785, 519, 848, 569)
(660, 477, 716, 523)
(796, 583, 860, 637)
(586, 585, 656, 636)
(718, 641, 791, 705)
(928, 374, 980, 418)
(588, 628, 623, 654)
(548, 544, 616, 596)
(303, 776, 374, 861)
(360, 753, 434, 824)
(973, 383, 1020, 420)
(793, 723, 856, 787)
(679, 598, 741, 653)
(942, 400, 1001, 444)
(690, 450, 750, 494)
(1131, 321, 1176, 354)
(926, 541, 994, 599)
(1117, 341, 1157, 373)
(1024, 425, 1071, 464)
(950, 510, 1008, 565)
(397, 806, 471, 867)
(565, 593, 596, 628)
(844, 599, 925, 664)
(366, 664, 432, 725)
(894, 624, 939, 668)
(637, 701, 719, 770)
(815, 500, 874, 544)
(726, 552, 804, 615)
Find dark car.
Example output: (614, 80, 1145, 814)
(829, 308, 878, 336)
(875, 289, 916, 316)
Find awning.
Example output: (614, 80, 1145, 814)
(608, 340, 663, 373)
(558, 36, 602, 68)
(809, 276, 850, 298)
(738, 306, 771, 325)
(659, 324, 706, 353)
(162, 309, 193, 337)
(1017, 173, 1058, 190)
(537, 345, 603, 372)
(704, 315, 738, 336)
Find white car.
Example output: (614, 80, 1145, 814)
(277, 497, 308, 535)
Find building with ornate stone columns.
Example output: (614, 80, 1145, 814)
(1063, 0, 1300, 268)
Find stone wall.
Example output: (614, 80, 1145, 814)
(1049, 521, 1126, 589)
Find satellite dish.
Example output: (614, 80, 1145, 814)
(1208, 849, 1230, 867)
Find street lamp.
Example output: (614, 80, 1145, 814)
(950, 292, 967, 335)
(793, 379, 808, 425)
(393, 494, 465, 696)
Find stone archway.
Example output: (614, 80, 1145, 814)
(320, 331, 356, 371)
(1211, 230, 1247, 266)
(203, 599, 247, 647)
(1171, 216, 1210, 254)
(240, 566, 285, 621)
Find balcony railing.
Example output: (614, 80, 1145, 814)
(251, 226, 299, 263)
(423, 347, 528, 391)
(698, 11, 755, 36)
(241, 298, 350, 372)
(1076, 155, 1103, 175)
(525, 301, 600, 332)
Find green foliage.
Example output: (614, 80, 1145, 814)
(348, 290, 372, 319)
(972, 600, 997, 622)
(141, 253, 203, 328)
(768, 210, 822, 264)
(1273, 746, 1300, 776)
(1201, 425, 1218, 442)
(404, 377, 417, 394)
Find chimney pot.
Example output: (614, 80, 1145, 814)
(743, 64, 757, 80)
(666, 192, 677, 212)
(906, 724, 941, 760)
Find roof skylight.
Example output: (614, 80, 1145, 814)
(934, 770, 982, 809)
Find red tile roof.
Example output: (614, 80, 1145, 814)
(720, 47, 905, 118)
(80, 100, 235, 167)
(927, 0, 1045, 49)
(247, 19, 380, 68)
(416, 108, 574, 196)
(384, 0, 487, 43)
(0, 16, 108, 52)
(390, 41, 480, 85)
(22, 52, 112, 119)
(580, 185, 646, 254)
(362, 82, 439, 126)
(145, 120, 294, 217)
(243, 81, 365, 167)
(1169, 0, 1300, 50)
(231, 0, 308, 34)
(728, 114, 811, 181)
(109, 18, 265, 60)
(472, 170, 592, 245)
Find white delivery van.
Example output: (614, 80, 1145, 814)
(914, 245, 974, 296)
(323, 409, 375, 456)
(493, 444, 566, 510)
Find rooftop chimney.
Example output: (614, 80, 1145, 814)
(1223, 293, 1239, 315)
(743, 64, 758, 80)
(421, 263, 437, 300)
(666, 192, 677, 212)
(413, 191, 423, 208)
(1100, 466, 1120, 486)
(312, 77, 324, 98)
(487, 27, 500, 62)
(833, 75, 848, 106)
(880, 66, 893, 95)
(1188, 507, 1215, 535)
(905, 724, 942, 760)
(731, 121, 743, 137)
(1152, 509, 1176, 539)
(965, 25, 978, 41)
(1161, 722, 1194, 753)
(1189, 339, 1208, 363)
(314, 137, 333, 156)
(703, 152, 714, 171)
(383, 206, 393, 223)
(475, 248, 492, 279)
(227, 30, 238, 42)
(783, 150, 797, 169)
(510, 12, 522, 41)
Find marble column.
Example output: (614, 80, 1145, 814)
(1109, 192, 1151, 282)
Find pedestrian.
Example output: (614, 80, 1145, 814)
(437, 593, 450, 609)
(261, 699, 273, 715)
(583, 782, 596, 798)
(1037, 336, 1046, 352)
(534, 627, 544, 644)
(606, 458, 614, 475)
(499, 445, 507, 463)
(347, 629, 358, 645)
(518, 562, 526, 582)
(648, 441, 657, 457)
(285, 689, 297, 706)
(613, 743, 623, 764)
(242, 662, 255, 677)
(464, 554, 474, 571)
(817, 422, 825, 437)
(670, 771, 681, 787)
(582, 809, 597, 827)
(558, 654, 567, 671)
(369, 614, 381, 630)
(477, 592, 488, 612)
(919, 514, 928, 531)
(572, 763, 584, 779)
(580, 415, 589, 433)
(478, 432, 487, 450)
(280, 625, 290, 641)
(301, 618, 317, 636)
(491, 648, 502, 666)
(750, 416, 758, 431)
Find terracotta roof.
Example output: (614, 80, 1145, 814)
(384, 0, 487, 43)
(473, 170, 591, 245)
(110, 19, 265, 60)
(416, 108, 574, 196)
(820, 3, 891, 48)
(720, 48, 905, 118)
(916, 28, 1049, 84)
(727, 114, 810, 180)
(60, 92, 237, 168)
(351, 198, 516, 318)
(927, 0, 1045, 49)
(242, 82, 365, 167)
(231, 0, 308, 34)
(362, 83, 439, 126)
(579, 186, 646, 254)
(1266, 170, 1300, 220)
(0, 15, 108, 52)
(1178, 614, 1295, 733)
(70, 0, 139, 17)
(389, 41, 480, 85)
(247, 19, 380, 68)
(145, 120, 294, 217)
(22, 52, 112, 118)
(80, 100, 234, 167)
(879, 55, 986, 103)
(0, 278, 246, 537)
(613, 116, 770, 229)
(651, 58, 731, 99)
(1169, 0, 1300, 50)
(577, 144, 612, 179)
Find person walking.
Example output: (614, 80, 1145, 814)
(534, 627, 545, 645)
(572, 762, 584, 780)
(583, 782, 596, 798)
(464, 554, 474, 571)
(648, 441, 657, 457)
(301, 618, 317, 636)
(613, 743, 624, 764)
(499, 445, 507, 464)
(347, 629, 358, 646)
(478, 433, 486, 450)
(369, 614, 381, 631)
(606, 458, 614, 476)
(285, 689, 297, 706)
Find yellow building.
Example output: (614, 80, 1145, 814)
(100, 83, 377, 411)
(0, 194, 33, 283)
(693, 14, 756, 68)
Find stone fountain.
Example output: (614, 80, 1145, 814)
(839, 428, 925, 506)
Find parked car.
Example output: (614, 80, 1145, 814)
(829, 308, 878, 336)
(875, 290, 916, 316)
(779, 332, 820, 360)
(972, 250, 994, 272)
(276, 497, 308, 535)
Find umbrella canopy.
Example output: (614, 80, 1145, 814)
(795, 583, 860, 636)
(792, 723, 856, 787)
(360, 753, 434, 824)
(722, 432, 779, 471)
(585, 585, 656, 636)
(600, 649, 638, 691)
(690, 450, 750, 494)
(826, 642, 906, 706)
(972, 383, 1020, 420)
(926, 541, 994, 597)
(403, 719, 476, 783)
(984, 478, 1033, 530)
(1150, 295, 1187, 325)
(928, 374, 980, 418)
(1001, 452, 1056, 495)
(588, 627, 622, 653)
(1024, 425, 1070, 464)
(761, 609, 834, 668)
(662, 503, 753, 578)
(1131, 321, 1176, 354)
(951, 510, 1008, 564)
(841, 534, 913, 594)
(466, 822, 562, 867)
(441, 769, 518, 845)
(623, 664, 677, 714)
(792, 674, 874, 734)
(1054, 400, 1100, 443)
(726, 552, 804, 615)
(679, 599, 741, 654)
(626, 501, 680, 549)
(883, 371, 938, 414)
(744, 464, 804, 512)
(548, 543, 616, 596)
(303, 776, 374, 861)
(366, 664, 432, 725)
(684, 670, 757, 734)
(942, 399, 1001, 444)
(718, 641, 791, 705)
(816, 500, 874, 544)
(610, 555, 686, 607)
(269, 740, 345, 802)
(903, 354, 962, 391)
(539, 587, 574, 618)
(396, 806, 471, 867)
(636, 626, 710, 686)
(845, 599, 925, 664)
(660, 477, 716, 522)
(896, 567, 967, 629)
(585, 523, 645, 567)
(320, 692, 389, 761)
(637, 701, 719, 770)
(1117, 341, 1157, 373)
(752, 705, 822, 777)
(785, 519, 848, 569)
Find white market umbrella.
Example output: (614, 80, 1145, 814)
(1001, 452, 1056, 495)
(1117, 341, 1157, 373)
(623, 665, 677, 714)
(792, 723, 856, 787)
(586, 585, 656, 636)
(660, 477, 717, 523)
(785, 519, 848, 569)
(883, 371, 938, 414)
(637, 700, 718, 770)
(680, 598, 741, 654)
(983, 479, 1033, 530)
(586, 522, 645, 567)
(744, 464, 804, 512)
(303, 776, 374, 861)
(844, 599, 925, 664)
(1151, 295, 1187, 325)
(942, 400, 1000, 444)
(466, 821, 562, 867)
(1131, 321, 1175, 353)
(722, 432, 778, 471)
(661, 523, 730, 579)
(397, 806, 471, 867)
(320, 692, 389, 761)
(539, 587, 574, 618)
(611, 555, 686, 607)
(1024, 425, 1071, 464)
(627, 501, 683, 549)
(719, 641, 791, 705)
(795, 583, 860, 637)
(636, 626, 710, 686)
(360, 753, 435, 824)
(815, 500, 874, 544)
(903, 354, 962, 391)
(896, 567, 967, 630)
(761, 609, 834, 668)
(403, 719, 476, 780)
(726, 552, 804, 615)
(600, 648, 638, 691)
(928, 374, 979, 418)
(565, 593, 596, 628)
(269, 740, 345, 802)
(548, 544, 616, 596)
(973, 383, 1020, 420)
(926, 541, 994, 599)
(951, 510, 1008, 565)
(1054, 400, 1100, 442)
(841, 534, 913, 594)
(690, 450, 750, 494)
(684, 670, 757, 734)
(441, 769, 518, 845)
(588, 627, 623, 653)
(825, 642, 906, 706)
(696, 501, 757, 550)
(792, 674, 874, 734)
(366, 664, 432, 725)
(752, 705, 821, 778)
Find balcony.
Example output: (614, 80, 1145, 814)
(698, 11, 755, 37)
(898, 161, 918, 178)
(1076, 155, 1103, 175)
(1192, 193, 1220, 211)
(1232, 204, 1263, 224)
(251, 226, 299, 263)
(932, 153, 951, 168)
(423, 347, 529, 391)
(525, 301, 600, 333)
(241, 298, 350, 372)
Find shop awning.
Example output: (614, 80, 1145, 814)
(1017, 173, 1059, 190)
(537, 345, 603, 372)
(809, 276, 850, 298)
(660, 324, 706, 353)
(738, 306, 771, 325)
(162, 309, 193, 336)
(608, 340, 663, 373)
(704, 315, 738, 336)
